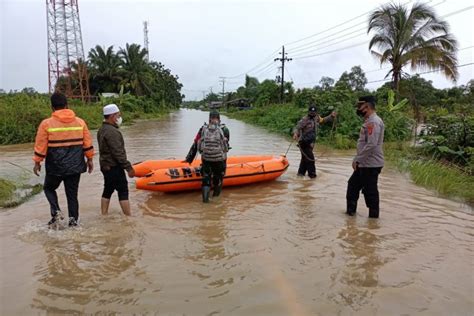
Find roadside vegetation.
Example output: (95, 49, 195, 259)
(197, 2, 473, 203)
(0, 42, 184, 207)
(0, 178, 43, 208)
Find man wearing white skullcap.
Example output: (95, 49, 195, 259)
(97, 104, 135, 216)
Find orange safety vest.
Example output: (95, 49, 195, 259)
(33, 109, 94, 162)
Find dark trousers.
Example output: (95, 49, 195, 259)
(202, 160, 226, 188)
(44, 173, 81, 221)
(297, 142, 316, 178)
(346, 167, 382, 218)
(101, 166, 129, 201)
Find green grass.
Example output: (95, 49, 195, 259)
(0, 178, 16, 207)
(0, 93, 173, 145)
(385, 143, 474, 204)
(227, 105, 358, 149)
(229, 106, 473, 204)
(0, 178, 44, 209)
(227, 104, 304, 136)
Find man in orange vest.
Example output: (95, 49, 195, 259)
(33, 92, 94, 227)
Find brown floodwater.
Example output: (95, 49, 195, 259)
(0, 109, 472, 315)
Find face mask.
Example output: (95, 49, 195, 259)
(309, 112, 317, 118)
(356, 104, 368, 117)
(356, 109, 366, 117)
(115, 116, 123, 126)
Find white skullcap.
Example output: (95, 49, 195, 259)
(103, 104, 120, 115)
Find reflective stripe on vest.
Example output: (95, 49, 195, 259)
(47, 126, 84, 133)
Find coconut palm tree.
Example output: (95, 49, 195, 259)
(118, 43, 151, 96)
(88, 45, 122, 93)
(368, 2, 458, 95)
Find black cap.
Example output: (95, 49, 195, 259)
(308, 104, 317, 113)
(209, 110, 220, 119)
(358, 95, 376, 108)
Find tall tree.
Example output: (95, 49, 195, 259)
(88, 45, 122, 93)
(118, 44, 151, 96)
(336, 66, 368, 92)
(243, 75, 260, 100)
(368, 2, 458, 95)
(148, 61, 183, 106)
(318, 77, 335, 90)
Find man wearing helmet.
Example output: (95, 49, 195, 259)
(185, 111, 230, 202)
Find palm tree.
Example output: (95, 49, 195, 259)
(88, 45, 122, 93)
(368, 2, 458, 95)
(118, 43, 151, 96)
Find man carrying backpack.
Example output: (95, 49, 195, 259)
(185, 111, 229, 202)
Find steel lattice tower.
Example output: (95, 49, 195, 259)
(46, 0, 90, 100)
(143, 21, 149, 62)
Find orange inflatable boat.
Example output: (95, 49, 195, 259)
(133, 155, 289, 192)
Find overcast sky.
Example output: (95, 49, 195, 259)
(1, 0, 473, 100)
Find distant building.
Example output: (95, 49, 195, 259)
(209, 101, 223, 109)
(224, 98, 252, 110)
(101, 92, 119, 98)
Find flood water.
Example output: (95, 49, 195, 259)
(1, 109, 473, 315)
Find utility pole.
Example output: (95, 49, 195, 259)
(219, 77, 226, 102)
(274, 46, 292, 103)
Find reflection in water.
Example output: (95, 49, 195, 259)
(29, 217, 147, 314)
(189, 205, 228, 262)
(333, 218, 385, 310)
(1, 109, 473, 315)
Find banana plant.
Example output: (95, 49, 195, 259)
(387, 89, 408, 112)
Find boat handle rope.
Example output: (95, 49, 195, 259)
(162, 163, 265, 178)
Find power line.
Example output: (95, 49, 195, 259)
(220, 0, 451, 88)
(441, 5, 474, 18)
(287, 26, 367, 55)
(364, 45, 474, 75)
(283, 0, 418, 48)
(285, 64, 295, 84)
(257, 65, 279, 79)
(366, 62, 474, 84)
(267, 45, 473, 87)
(284, 0, 449, 53)
(224, 47, 281, 79)
(283, 0, 449, 62)
(291, 5, 472, 61)
(291, 32, 367, 58)
(219, 1, 466, 90)
(251, 61, 277, 77)
(293, 41, 367, 60)
(182, 88, 205, 92)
